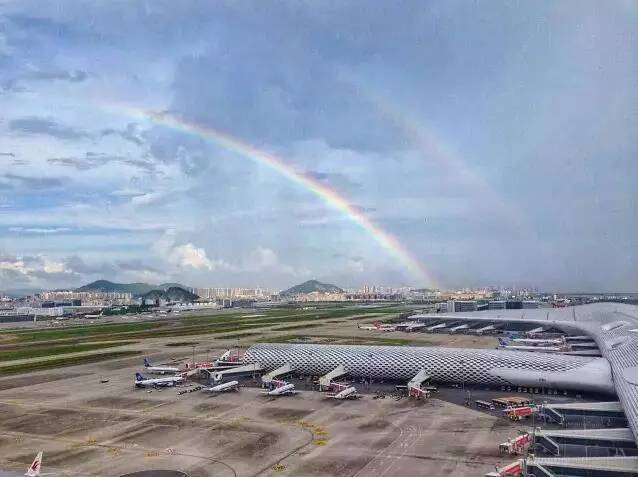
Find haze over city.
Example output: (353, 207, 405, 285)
(1, 1, 637, 293)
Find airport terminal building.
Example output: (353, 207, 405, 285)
(243, 303, 638, 476)
(243, 342, 615, 395)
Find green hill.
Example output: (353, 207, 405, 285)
(141, 287, 199, 302)
(77, 280, 190, 297)
(280, 279, 343, 296)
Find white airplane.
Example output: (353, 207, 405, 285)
(135, 372, 184, 388)
(144, 357, 180, 375)
(214, 350, 242, 366)
(205, 380, 239, 393)
(327, 386, 359, 400)
(25, 451, 54, 476)
(262, 383, 300, 396)
(358, 322, 395, 332)
(511, 337, 565, 346)
(500, 345, 568, 353)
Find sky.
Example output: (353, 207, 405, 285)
(0, 0, 636, 293)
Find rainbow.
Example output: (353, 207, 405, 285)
(105, 104, 438, 287)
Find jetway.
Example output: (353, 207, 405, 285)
(211, 362, 263, 382)
(525, 456, 638, 477)
(426, 323, 447, 331)
(473, 324, 495, 334)
(407, 368, 431, 399)
(319, 364, 347, 391)
(261, 363, 293, 386)
(535, 428, 636, 457)
(541, 401, 626, 427)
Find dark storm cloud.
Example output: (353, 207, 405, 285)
(9, 117, 90, 141)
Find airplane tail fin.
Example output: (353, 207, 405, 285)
(143, 357, 151, 367)
(135, 372, 144, 381)
(25, 451, 42, 477)
(498, 338, 508, 346)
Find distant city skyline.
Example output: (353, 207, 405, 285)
(0, 1, 636, 292)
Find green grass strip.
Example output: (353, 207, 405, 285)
(0, 341, 137, 362)
(0, 351, 141, 376)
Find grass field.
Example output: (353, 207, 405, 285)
(0, 303, 426, 375)
(0, 351, 141, 376)
(0, 304, 414, 344)
(0, 341, 137, 362)
(258, 334, 415, 346)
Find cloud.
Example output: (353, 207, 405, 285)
(48, 152, 156, 173)
(170, 243, 212, 270)
(0, 252, 74, 285)
(245, 247, 279, 269)
(305, 170, 362, 191)
(0, 173, 63, 190)
(154, 231, 214, 271)
(0, 79, 28, 94)
(8, 227, 71, 234)
(9, 117, 90, 141)
(26, 69, 89, 83)
(101, 123, 145, 146)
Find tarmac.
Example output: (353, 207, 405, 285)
(0, 348, 530, 477)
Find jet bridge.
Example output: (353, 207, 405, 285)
(534, 428, 636, 457)
(211, 362, 263, 382)
(426, 323, 447, 332)
(473, 324, 496, 334)
(450, 324, 469, 333)
(319, 364, 347, 391)
(261, 363, 293, 386)
(408, 368, 431, 399)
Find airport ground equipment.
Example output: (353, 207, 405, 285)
(484, 459, 523, 477)
(499, 433, 531, 455)
(407, 368, 431, 399)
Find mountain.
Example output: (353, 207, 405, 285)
(280, 280, 343, 296)
(141, 287, 199, 303)
(77, 280, 190, 297)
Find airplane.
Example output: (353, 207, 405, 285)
(358, 321, 396, 332)
(499, 344, 569, 353)
(510, 337, 565, 346)
(261, 383, 300, 396)
(204, 380, 239, 393)
(143, 357, 180, 375)
(327, 386, 360, 400)
(25, 451, 54, 477)
(215, 349, 242, 366)
(135, 372, 184, 388)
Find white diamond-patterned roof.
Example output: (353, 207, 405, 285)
(410, 302, 638, 445)
(243, 342, 612, 393)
